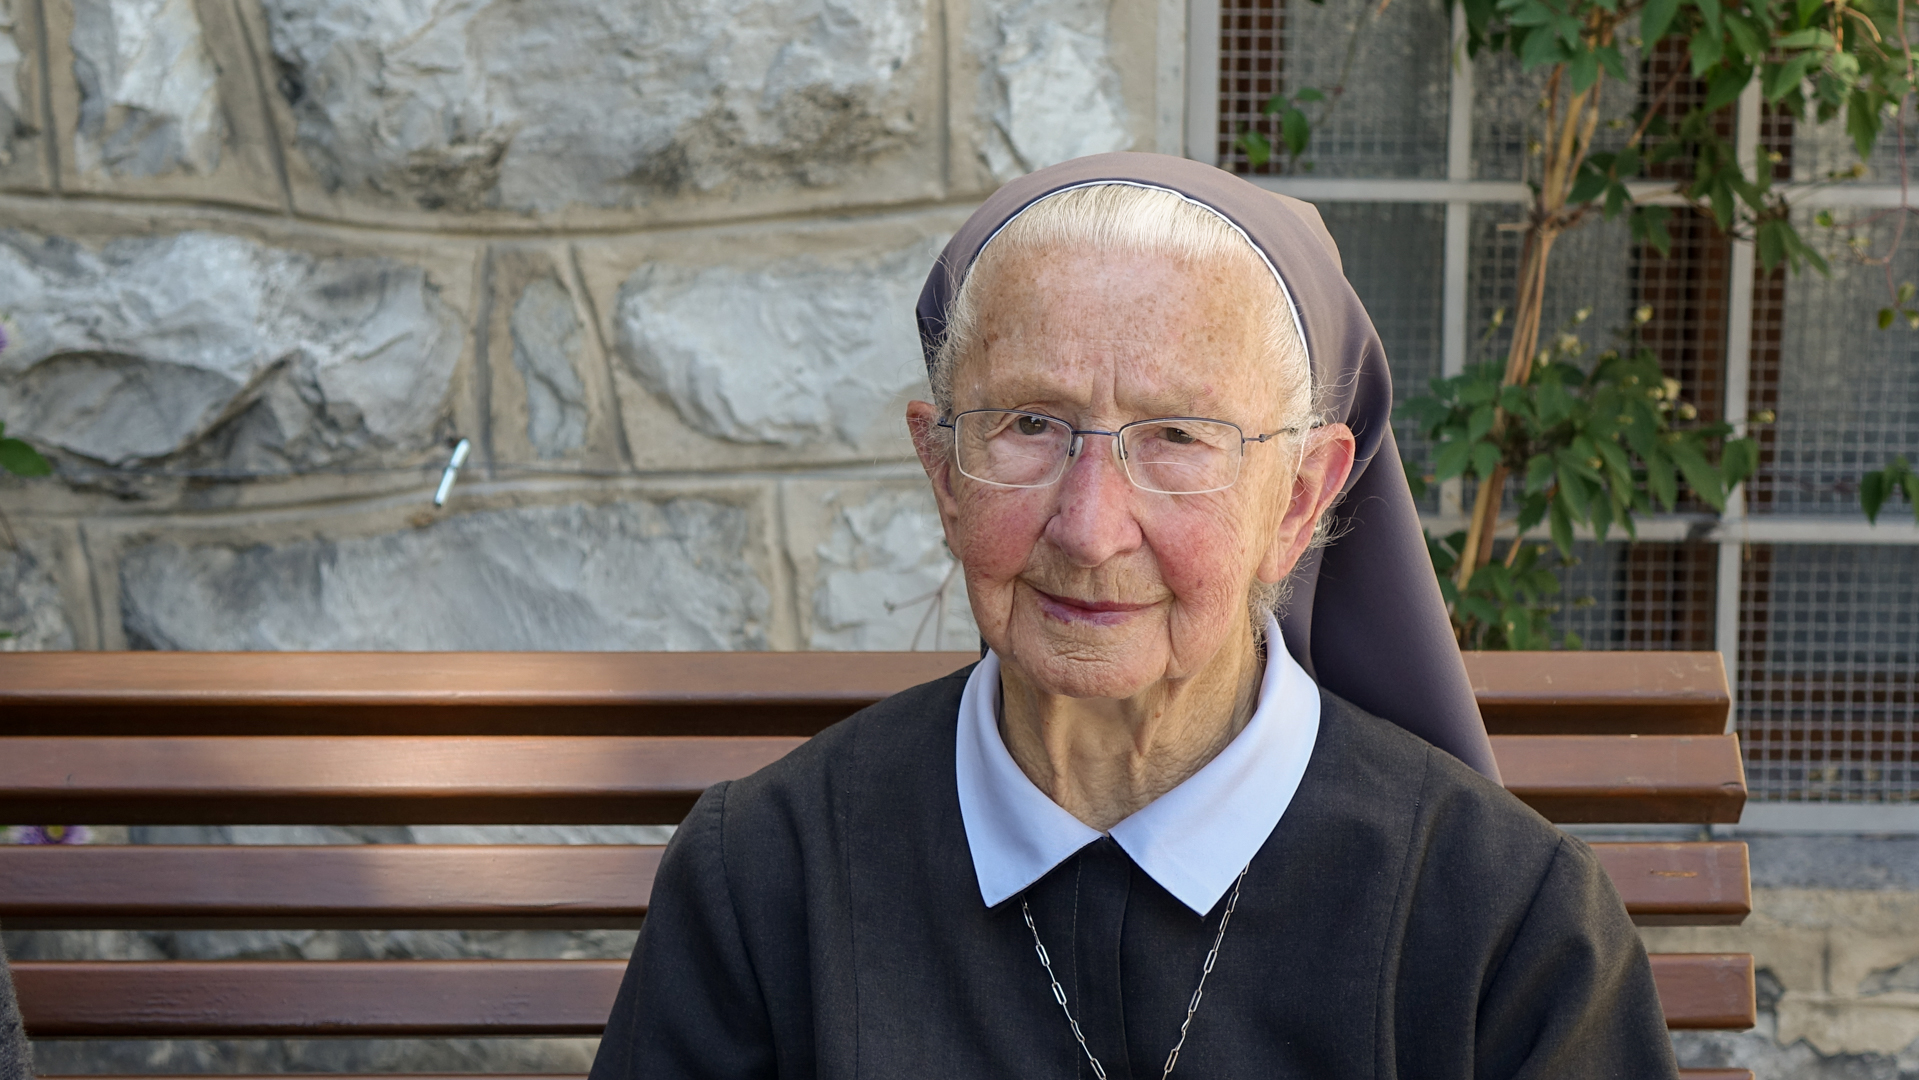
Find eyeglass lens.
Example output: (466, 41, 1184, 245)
(952, 411, 1243, 494)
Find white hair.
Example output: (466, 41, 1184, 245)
(926, 183, 1332, 627)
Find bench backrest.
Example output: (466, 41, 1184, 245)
(0, 650, 1753, 1078)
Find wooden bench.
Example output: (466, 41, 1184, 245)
(0, 649, 1755, 1078)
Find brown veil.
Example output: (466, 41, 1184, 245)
(915, 152, 1499, 780)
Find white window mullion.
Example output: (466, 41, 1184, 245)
(1185, 0, 1221, 162)
(1158, 0, 1190, 155)
(1715, 79, 1763, 725)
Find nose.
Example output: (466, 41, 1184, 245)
(1044, 432, 1144, 568)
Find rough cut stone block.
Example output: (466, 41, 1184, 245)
(0, 0, 53, 191)
(786, 480, 977, 651)
(0, 532, 77, 650)
(0, 228, 466, 472)
(251, 0, 943, 229)
(42, 0, 283, 206)
(480, 245, 624, 470)
(965, 0, 1135, 183)
(116, 498, 772, 649)
(577, 209, 965, 471)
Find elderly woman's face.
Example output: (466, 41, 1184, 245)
(911, 245, 1351, 700)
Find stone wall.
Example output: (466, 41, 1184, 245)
(0, 0, 1177, 653)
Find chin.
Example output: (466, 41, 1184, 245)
(1007, 627, 1166, 700)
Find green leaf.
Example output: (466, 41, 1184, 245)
(1863, 468, 1890, 524)
(1568, 47, 1600, 93)
(1767, 52, 1818, 102)
(1549, 493, 1575, 556)
(1689, 25, 1724, 77)
(1756, 218, 1787, 270)
(1724, 13, 1763, 59)
(1849, 89, 1884, 161)
(1596, 44, 1629, 83)
(1705, 65, 1750, 111)
(1434, 437, 1474, 481)
(1632, 205, 1673, 256)
(1466, 403, 1496, 443)
(1238, 129, 1272, 167)
(1669, 440, 1727, 510)
(1523, 452, 1555, 494)
(1470, 440, 1502, 480)
(1721, 437, 1758, 485)
(1557, 459, 1595, 518)
(1281, 107, 1311, 158)
(1646, 447, 1679, 509)
(1693, 0, 1722, 41)
(1569, 162, 1610, 204)
(1294, 87, 1326, 102)
(1520, 25, 1569, 69)
(1881, 307, 1898, 330)
(1774, 28, 1833, 48)
(0, 437, 50, 478)
(1642, 0, 1680, 42)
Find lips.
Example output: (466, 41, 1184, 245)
(1029, 587, 1154, 627)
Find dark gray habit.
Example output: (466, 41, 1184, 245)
(592, 673, 1677, 1079)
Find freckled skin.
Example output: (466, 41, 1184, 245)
(908, 245, 1356, 831)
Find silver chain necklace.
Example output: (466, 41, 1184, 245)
(1018, 863, 1249, 1080)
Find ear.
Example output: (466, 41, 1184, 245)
(907, 400, 964, 540)
(1257, 423, 1357, 585)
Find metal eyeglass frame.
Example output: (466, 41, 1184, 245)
(935, 408, 1298, 495)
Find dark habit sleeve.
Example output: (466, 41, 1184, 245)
(592, 783, 777, 1080)
(1471, 837, 1678, 1080)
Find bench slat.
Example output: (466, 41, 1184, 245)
(0, 734, 1746, 825)
(1589, 842, 1751, 926)
(1494, 735, 1746, 823)
(1466, 651, 1729, 735)
(13, 955, 1752, 1036)
(12, 960, 625, 1037)
(0, 651, 1730, 737)
(0, 846, 660, 930)
(1650, 953, 1756, 1029)
(0, 842, 1747, 929)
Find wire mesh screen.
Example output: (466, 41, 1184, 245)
(1467, 205, 1637, 361)
(1317, 202, 1446, 503)
(1471, 41, 1639, 182)
(1744, 211, 1919, 514)
(1217, 0, 1449, 175)
(1549, 541, 1719, 650)
(1739, 544, 1919, 803)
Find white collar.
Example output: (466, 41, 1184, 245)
(954, 617, 1321, 915)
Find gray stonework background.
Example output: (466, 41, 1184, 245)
(0, 0, 1156, 1069)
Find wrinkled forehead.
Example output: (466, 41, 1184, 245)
(971, 181, 1310, 375)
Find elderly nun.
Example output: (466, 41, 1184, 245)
(591, 154, 1677, 1080)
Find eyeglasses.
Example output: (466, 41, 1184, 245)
(936, 409, 1295, 495)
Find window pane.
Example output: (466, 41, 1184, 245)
(1787, 111, 1919, 186)
(1550, 540, 1719, 651)
(1739, 544, 1919, 804)
(1316, 202, 1445, 493)
(1217, 0, 1449, 177)
(1746, 211, 1919, 515)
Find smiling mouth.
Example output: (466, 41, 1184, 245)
(1030, 588, 1154, 626)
